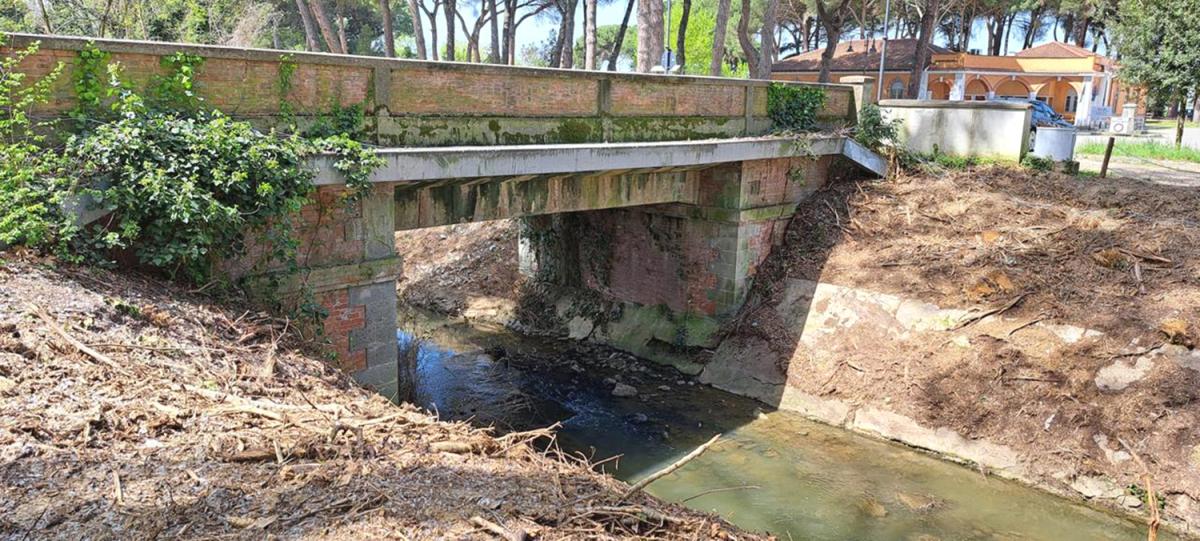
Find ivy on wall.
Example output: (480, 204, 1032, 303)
(767, 83, 827, 132)
(0, 37, 382, 292)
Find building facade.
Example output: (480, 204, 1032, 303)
(773, 40, 1141, 128)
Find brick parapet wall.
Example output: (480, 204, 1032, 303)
(4, 33, 857, 145)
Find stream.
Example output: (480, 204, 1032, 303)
(398, 307, 1161, 541)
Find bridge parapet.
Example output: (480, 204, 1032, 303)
(6, 33, 858, 146)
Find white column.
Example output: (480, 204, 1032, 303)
(918, 71, 929, 100)
(1075, 76, 1093, 127)
(1028, 90, 1038, 101)
(986, 91, 996, 100)
(949, 73, 966, 100)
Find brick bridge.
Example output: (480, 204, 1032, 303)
(12, 34, 884, 398)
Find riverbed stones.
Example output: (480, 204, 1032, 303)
(1069, 475, 1123, 500)
(567, 316, 594, 340)
(611, 383, 638, 397)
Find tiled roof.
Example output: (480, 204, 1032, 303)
(1014, 41, 1095, 58)
(772, 39, 951, 72)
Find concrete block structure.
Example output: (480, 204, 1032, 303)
(12, 33, 883, 394)
(879, 99, 1033, 161)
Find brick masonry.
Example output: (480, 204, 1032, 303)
(5, 33, 858, 147)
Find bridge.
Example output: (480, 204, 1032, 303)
(11, 34, 885, 397)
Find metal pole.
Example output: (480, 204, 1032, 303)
(875, 0, 892, 101)
(664, 0, 673, 68)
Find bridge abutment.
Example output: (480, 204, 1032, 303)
(238, 184, 403, 399)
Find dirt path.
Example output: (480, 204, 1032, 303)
(1077, 155, 1200, 186)
(0, 254, 755, 540)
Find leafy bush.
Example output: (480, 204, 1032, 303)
(853, 104, 901, 152)
(0, 38, 382, 285)
(0, 39, 70, 250)
(767, 83, 826, 132)
(1021, 154, 1053, 171)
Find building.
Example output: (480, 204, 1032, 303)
(772, 39, 1141, 128)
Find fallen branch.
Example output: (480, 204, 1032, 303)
(29, 304, 128, 374)
(950, 294, 1027, 331)
(620, 433, 721, 502)
(681, 484, 761, 503)
(470, 516, 530, 541)
(1119, 438, 1160, 541)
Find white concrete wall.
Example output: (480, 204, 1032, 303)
(879, 100, 1033, 161)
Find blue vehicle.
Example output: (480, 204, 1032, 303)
(996, 97, 1074, 129)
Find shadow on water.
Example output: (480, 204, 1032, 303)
(396, 308, 1162, 541)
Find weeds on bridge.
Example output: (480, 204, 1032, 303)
(0, 37, 381, 287)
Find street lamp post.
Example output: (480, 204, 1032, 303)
(875, 0, 892, 101)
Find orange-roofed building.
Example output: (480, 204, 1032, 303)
(773, 40, 1142, 129)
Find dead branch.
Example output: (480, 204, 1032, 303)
(620, 433, 721, 502)
(470, 516, 530, 541)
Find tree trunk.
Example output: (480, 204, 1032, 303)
(502, 0, 516, 63)
(758, 0, 776, 78)
(609, 0, 635, 70)
(308, 0, 344, 53)
(444, 0, 456, 60)
(549, 8, 567, 66)
(676, 0, 691, 72)
(1193, 93, 1200, 124)
(295, 0, 321, 51)
(710, 0, 731, 75)
(584, 0, 597, 69)
(426, 3, 441, 60)
(906, 0, 939, 98)
(560, 0, 577, 68)
(814, 0, 849, 83)
(408, 0, 428, 59)
(337, 0, 350, 53)
(380, 0, 396, 57)
(488, 0, 500, 62)
(1177, 98, 1186, 149)
(1022, 7, 1041, 49)
(1072, 15, 1088, 47)
(636, 0, 664, 71)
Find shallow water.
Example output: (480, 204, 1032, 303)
(398, 309, 1161, 541)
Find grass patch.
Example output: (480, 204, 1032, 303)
(1146, 119, 1198, 129)
(1077, 140, 1200, 164)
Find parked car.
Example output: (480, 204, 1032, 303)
(995, 97, 1074, 129)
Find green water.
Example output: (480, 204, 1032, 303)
(398, 309, 1163, 541)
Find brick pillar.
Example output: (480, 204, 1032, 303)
(238, 184, 402, 399)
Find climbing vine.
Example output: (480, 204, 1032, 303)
(1, 40, 381, 293)
(767, 83, 827, 132)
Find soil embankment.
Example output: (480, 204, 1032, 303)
(0, 253, 755, 539)
(394, 166, 1200, 534)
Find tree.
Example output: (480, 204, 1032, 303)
(443, 0, 456, 60)
(709, 0, 731, 74)
(407, 0, 428, 58)
(308, 0, 344, 53)
(1110, 0, 1200, 147)
(609, 0, 636, 70)
(813, 0, 851, 82)
(584, 0, 598, 68)
(736, 0, 776, 79)
(380, 0, 397, 55)
(636, 0, 664, 71)
(905, 0, 939, 97)
(295, 0, 322, 50)
(675, 0, 691, 71)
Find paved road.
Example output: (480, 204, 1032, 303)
(1076, 156, 1200, 187)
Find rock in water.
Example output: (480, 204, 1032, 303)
(612, 383, 638, 397)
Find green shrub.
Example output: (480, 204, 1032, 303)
(767, 83, 826, 132)
(0, 38, 382, 285)
(853, 103, 900, 152)
(1021, 154, 1053, 171)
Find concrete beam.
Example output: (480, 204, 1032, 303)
(313, 136, 847, 185)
